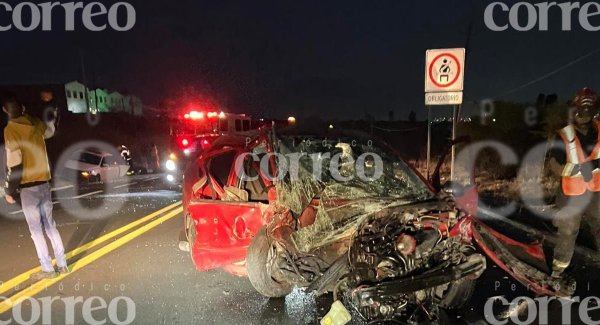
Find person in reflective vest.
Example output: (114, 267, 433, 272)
(551, 87, 600, 279)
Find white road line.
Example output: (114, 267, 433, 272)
(70, 190, 103, 199)
(9, 190, 103, 215)
(114, 182, 136, 189)
(144, 176, 160, 182)
(51, 185, 74, 192)
(10, 201, 59, 215)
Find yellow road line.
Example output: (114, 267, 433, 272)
(0, 201, 182, 296)
(0, 206, 183, 314)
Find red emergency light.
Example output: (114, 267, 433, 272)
(200, 139, 211, 149)
(184, 111, 204, 120)
(177, 136, 192, 149)
(183, 110, 226, 121)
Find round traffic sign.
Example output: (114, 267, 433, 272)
(428, 52, 462, 89)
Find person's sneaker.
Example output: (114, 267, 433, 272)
(30, 271, 58, 281)
(57, 266, 70, 275)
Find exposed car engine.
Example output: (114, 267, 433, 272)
(341, 208, 483, 323)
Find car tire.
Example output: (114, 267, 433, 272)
(436, 277, 476, 310)
(186, 214, 198, 262)
(247, 227, 293, 298)
(178, 227, 190, 252)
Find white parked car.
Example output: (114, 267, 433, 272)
(64, 150, 130, 183)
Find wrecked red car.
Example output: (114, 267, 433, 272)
(182, 129, 575, 323)
(239, 132, 577, 324)
(235, 132, 485, 323)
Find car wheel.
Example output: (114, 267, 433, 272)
(186, 215, 196, 260)
(179, 215, 193, 253)
(436, 277, 476, 310)
(247, 227, 293, 298)
(178, 228, 190, 252)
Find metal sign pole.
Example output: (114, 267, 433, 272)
(450, 105, 457, 181)
(426, 105, 432, 180)
(425, 48, 465, 180)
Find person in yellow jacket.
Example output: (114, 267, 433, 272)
(3, 96, 69, 280)
(550, 88, 600, 280)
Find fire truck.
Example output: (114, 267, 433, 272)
(163, 109, 256, 185)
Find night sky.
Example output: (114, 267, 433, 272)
(1, 0, 600, 120)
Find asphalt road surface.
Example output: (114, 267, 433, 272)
(1, 176, 599, 325)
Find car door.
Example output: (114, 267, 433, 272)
(187, 146, 270, 272)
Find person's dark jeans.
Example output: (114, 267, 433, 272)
(21, 183, 67, 273)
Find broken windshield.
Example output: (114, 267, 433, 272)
(274, 135, 434, 214)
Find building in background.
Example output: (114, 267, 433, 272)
(92, 88, 110, 113)
(87, 89, 98, 114)
(2, 81, 147, 116)
(109, 91, 125, 112)
(130, 95, 144, 116)
(65, 81, 88, 113)
(123, 95, 133, 114)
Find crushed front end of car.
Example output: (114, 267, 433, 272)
(340, 205, 486, 323)
(249, 132, 486, 324)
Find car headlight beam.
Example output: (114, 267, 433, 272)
(166, 159, 177, 171)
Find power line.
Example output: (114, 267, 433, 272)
(494, 47, 600, 98)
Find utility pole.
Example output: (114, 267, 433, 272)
(450, 104, 458, 180)
(79, 49, 87, 85)
(79, 49, 92, 114)
(450, 22, 473, 181)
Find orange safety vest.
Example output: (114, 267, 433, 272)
(558, 120, 600, 196)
